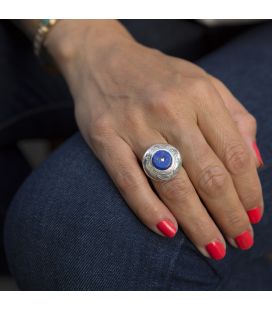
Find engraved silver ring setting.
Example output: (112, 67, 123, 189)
(142, 143, 182, 181)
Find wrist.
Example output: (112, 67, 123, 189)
(44, 19, 134, 74)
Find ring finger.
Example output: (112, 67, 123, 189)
(127, 128, 227, 260)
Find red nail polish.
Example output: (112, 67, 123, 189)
(252, 142, 264, 167)
(205, 241, 226, 260)
(247, 207, 262, 224)
(235, 231, 254, 250)
(157, 220, 177, 238)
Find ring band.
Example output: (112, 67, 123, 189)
(142, 143, 182, 181)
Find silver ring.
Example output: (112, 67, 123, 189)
(142, 143, 182, 181)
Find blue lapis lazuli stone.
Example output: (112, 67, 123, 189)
(152, 150, 172, 170)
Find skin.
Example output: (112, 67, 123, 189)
(20, 20, 264, 259)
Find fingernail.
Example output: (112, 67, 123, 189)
(205, 240, 226, 260)
(247, 207, 262, 224)
(157, 220, 177, 238)
(235, 230, 254, 250)
(252, 142, 264, 167)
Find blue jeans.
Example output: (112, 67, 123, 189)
(3, 21, 272, 290)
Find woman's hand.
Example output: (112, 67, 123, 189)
(46, 20, 264, 260)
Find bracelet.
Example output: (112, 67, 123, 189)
(33, 19, 58, 57)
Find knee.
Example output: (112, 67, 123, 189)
(4, 133, 137, 289)
(4, 133, 221, 290)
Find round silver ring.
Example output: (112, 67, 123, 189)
(142, 143, 182, 181)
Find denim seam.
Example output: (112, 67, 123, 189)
(163, 235, 185, 290)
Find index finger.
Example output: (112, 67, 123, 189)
(92, 132, 179, 238)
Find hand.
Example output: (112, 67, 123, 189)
(46, 20, 264, 260)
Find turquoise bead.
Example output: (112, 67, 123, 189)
(41, 19, 50, 26)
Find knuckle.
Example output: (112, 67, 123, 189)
(158, 175, 194, 203)
(90, 114, 113, 135)
(236, 112, 257, 134)
(88, 114, 114, 144)
(149, 91, 171, 112)
(197, 165, 229, 197)
(226, 210, 248, 230)
(115, 166, 142, 194)
(184, 77, 217, 109)
(246, 114, 257, 131)
(146, 87, 179, 120)
(241, 187, 261, 209)
(189, 77, 214, 99)
(225, 143, 251, 174)
(87, 115, 116, 153)
(208, 75, 222, 86)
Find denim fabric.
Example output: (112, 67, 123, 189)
(0, 147, 31, 274)
(2, 21, 272, 290)
(0, 20, 77, 274)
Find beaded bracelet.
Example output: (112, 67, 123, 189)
(33, 19, 58, 57)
